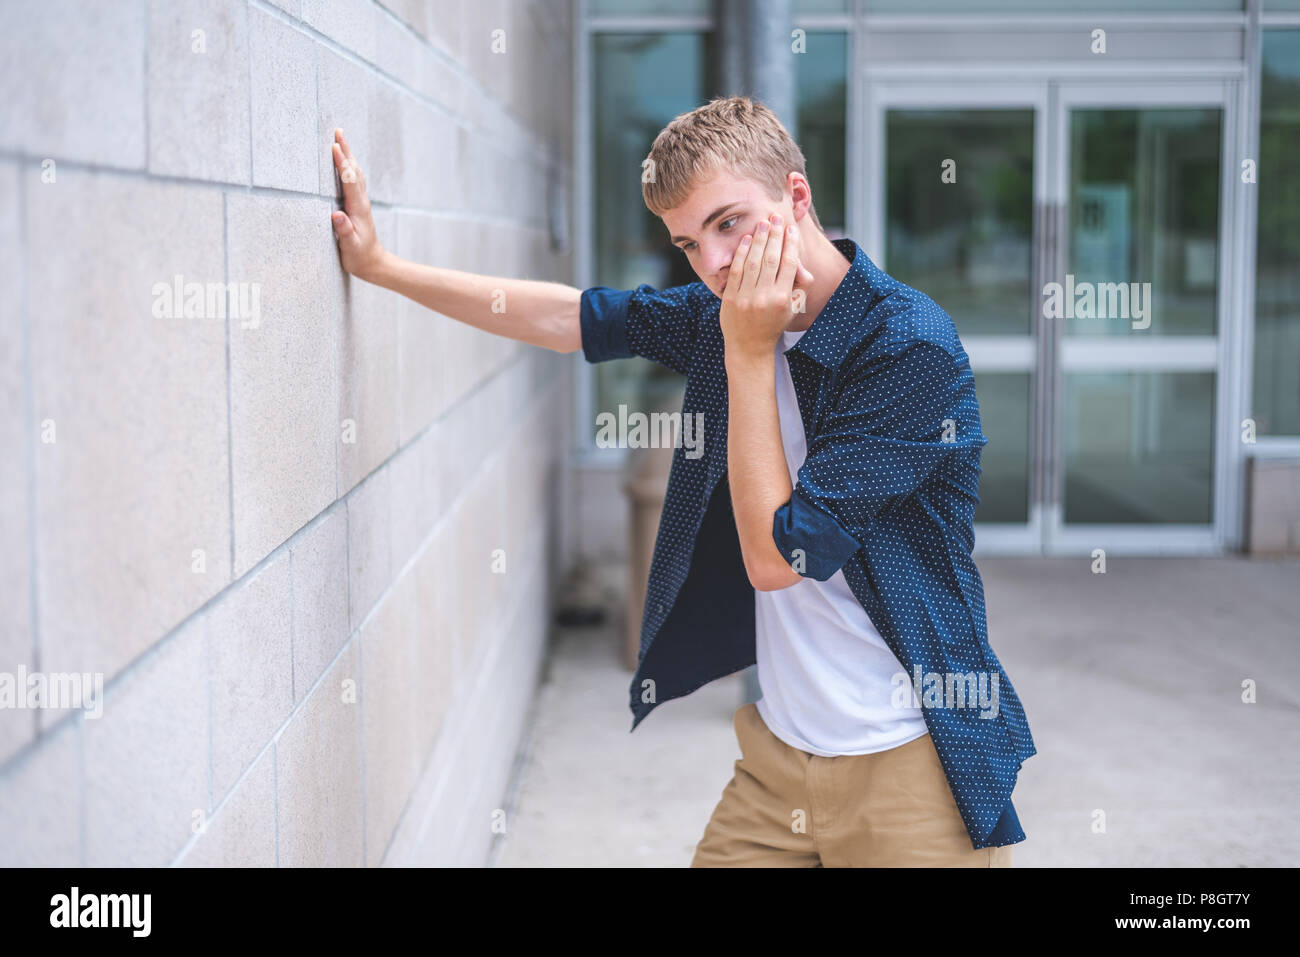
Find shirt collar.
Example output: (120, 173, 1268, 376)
(785, 236, 878, 371)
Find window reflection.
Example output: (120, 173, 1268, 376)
(972, 372, 1032, 523)
(592, 32, 712, 429)
(1063, 372, 1215, 524)
(886, 109, 1035, 336)
(796, 32, 848, 234)
(1067, 109, 1221, 338)
(1254, 30, 1300, 436)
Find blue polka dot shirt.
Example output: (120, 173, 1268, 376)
(579, 237, 1037, 850)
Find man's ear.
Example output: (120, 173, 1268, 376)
(786, 171, 813, 224)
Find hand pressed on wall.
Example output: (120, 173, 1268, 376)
(330, 127, 388, 283)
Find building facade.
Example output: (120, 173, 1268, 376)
(574, 0, 1300, 558)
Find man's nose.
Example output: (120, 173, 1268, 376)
(705, 243, 735, 280)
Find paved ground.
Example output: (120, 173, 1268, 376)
(491, 555, 1300, 867)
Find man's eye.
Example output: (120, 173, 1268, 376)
(680, 216, 740, 253)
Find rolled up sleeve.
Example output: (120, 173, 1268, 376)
(771, 341, 977, 581)
(772, 483, 864, 581)
(579, 281, 709, 375)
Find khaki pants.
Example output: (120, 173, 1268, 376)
(691, 702, 1014, 867)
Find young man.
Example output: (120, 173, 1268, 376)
(329, 94, 1035, 867)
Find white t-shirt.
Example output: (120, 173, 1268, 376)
(753, 326, 931, 756)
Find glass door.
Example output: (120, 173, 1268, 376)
(1047, 81, 1228, 554)
(869, 82, 1049, 553)
(869, 78, 1232, 555)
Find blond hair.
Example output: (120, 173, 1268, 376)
(642, 95, 823, 235)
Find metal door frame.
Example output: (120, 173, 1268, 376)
(1047, 78, 1234, 555)
(866, 79, 1048, 554)
(864, 73, 1238, 556)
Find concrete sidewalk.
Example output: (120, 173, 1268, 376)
(491, 555, 1300, 867)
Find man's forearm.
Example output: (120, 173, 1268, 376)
(369, 250, 582, 354)
(726, 350, 801, 591)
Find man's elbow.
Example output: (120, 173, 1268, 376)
(749, 559, 803, 592)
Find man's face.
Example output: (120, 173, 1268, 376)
(661, 168, 799, 300)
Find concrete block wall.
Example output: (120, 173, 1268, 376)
(0, 0, 576, 866)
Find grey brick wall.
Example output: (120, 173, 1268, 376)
(0, 0, 576, 866)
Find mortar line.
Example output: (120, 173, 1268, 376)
(288, 544, 296, 710)
(0, 150, 558, 230)
(272, 740, 279, 866)
(142, 0, 150, 166)
(77, 716, 86, 866)
(223, 193, 236, 584)
(17, 154, 41, 758)
(346, 479, 365, 866)
(204, 615, 214, 839)
(245, 0, 254, 186)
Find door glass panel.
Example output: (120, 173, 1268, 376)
(972, 371, 1032, 523)
(886, 108, 1036, 532)
(1254, 29, 1300, 436)
(886, 109, 1035, 335)
(591, 32, 711, 435)
(1066, 109, 1222, 337)
(1062, 371, 1215, 524)
(796, 0, 850, 11)
(591, 0, 710, 15)
(796, 31, 849, 233)
(866, 0, 1241, 10)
